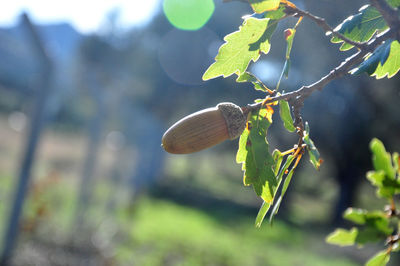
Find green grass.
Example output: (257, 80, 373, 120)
(0, 167, 361, 266)
(115, 198, 358, 266)
(0, 120, 391, 265)
(0, 171, 19, 250)
(0, 156, 375, 266)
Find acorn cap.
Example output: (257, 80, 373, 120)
(217, 102, 246, 140)
(162, 102, 246, 154)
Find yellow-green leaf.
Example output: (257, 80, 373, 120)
(326, 228, 358, 246)
(372, 40, 400, 79)
(255, 200, 271, 227)
(370, 138, 395, 179)
(366, 250, 390, 266)
(203, 18, 277, 80)
(279, 100, 295, 132)
(331, 5, 387, 51)
(303, 122, 321, 170)
(236, 109, 276, 203)
(236, 72, 268, 92)
(249, 0, 281, 13)
(351, 40, 400, 79)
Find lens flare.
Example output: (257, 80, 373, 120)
(163, 0, 215, 31)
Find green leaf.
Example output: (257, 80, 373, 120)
(236, 125, 249, 164)
(365, 171, 400, 190)
(236, 72, 267, 92)
(274, 154, 295, 192)
(255, 200, 271, 227)
(372, 40, 400, 78)
(282, 59, 291, 78)
(264, 4, 286, 20)
(327, 227, 388, 247)
(249, 0, 281, 14)
(366, 170, 386, 187)
(254, 148, 289, 227)
(331, 5, 388, 51)
(326, 228, 358, 246)
(269, 159, 296, 222)
(344, 208, 392, 235)
(343, 208, 368, 224)
(275, 28, 296, 90)
(272, 149, 284, 175)
(302, 122, 321, 170)
(279, 100, 295, 132)
(265, 153, 296, 224)
(235, 72, 255, 82)
(355, 227, 389, 245)
(393, 152, 399, 174)
(203, 18, 277, 80)
(236, 108, 277, 203)
(285, 28, 296, 59)
(366, 250, 390, 266)
(244, 3, 286, 21)
(370, 138, 395, 179)
(280, 165, 295, 196)
(366, 170, 400, 198)
(351, 40, 391, 75)
(370, 170, 400, 197)
(351, 40, 400, 79)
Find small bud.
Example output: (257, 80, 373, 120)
(162, 102, 246, 154)
(284, 28, 294, 40)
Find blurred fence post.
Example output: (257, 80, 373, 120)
(124, 104, 165, 201)
(0, 13, 53, 265)
(74, 74, 106, 230)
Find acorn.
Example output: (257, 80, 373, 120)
(162, 102, 247, 154)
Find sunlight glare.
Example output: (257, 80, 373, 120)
(0, 0, 160, 33)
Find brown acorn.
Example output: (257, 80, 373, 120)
(162, 102, 246, 154)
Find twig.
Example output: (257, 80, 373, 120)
(241, 3, 397, 131)
(370, 0, 400, 40)
(284, 6, 368, 50)
(245, 29, 394, 111)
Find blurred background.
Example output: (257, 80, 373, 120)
(0, 0, 399, 265)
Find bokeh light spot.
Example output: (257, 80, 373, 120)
(158, 27, 219, 85)
(163, 0, 215, 31)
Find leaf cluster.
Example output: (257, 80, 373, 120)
(203, 0, 323, 226)
(236, 101, 321, 227)
(200, 0, 400, 227)
(326, 139, 400, 266)
(330, 1, 400, 78)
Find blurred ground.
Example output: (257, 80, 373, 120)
(0, 115, 393, 265)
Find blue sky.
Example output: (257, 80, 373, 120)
(0, 0, 160, 33)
